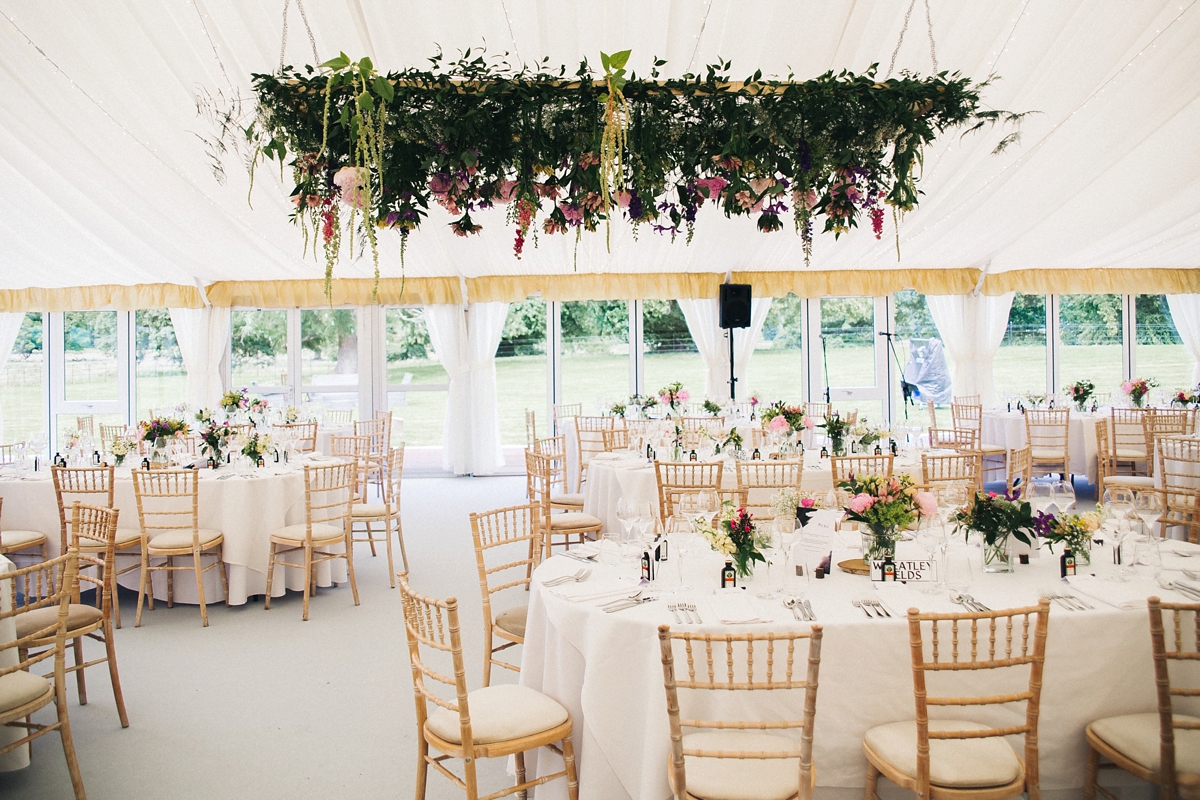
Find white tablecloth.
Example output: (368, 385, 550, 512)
(520, 539, 1196, 799)
(0, 461, 348, 606)
(982, 411, 1101, 484)
(0, 554, 28, 772)
(315, 424, 355, 456)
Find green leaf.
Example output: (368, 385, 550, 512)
(373, 75, 394, 102)
(359, 56, 373, 75)
(609, 50, 631, 70)
(320, 55, 350, 71)
(357, 91, 374, 112)
(461, 150, 478, 167)
(600, 52, 611, 72)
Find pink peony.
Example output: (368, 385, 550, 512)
(333, 166, 370, 209)
(800, 497, 817, 509)
(804, 416, 816, 431)
(696, 176, 728, 200)
(768, 415, 789, 434)
(1121, 381, 1134, 394)
(495, 179, 518, 203)
(849, 494, 876, 514)
(915, 491, 938, 518)
(677, 390, 690, 404)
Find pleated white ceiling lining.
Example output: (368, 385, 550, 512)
(0, 0, 1197, 292)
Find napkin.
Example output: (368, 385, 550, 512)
(566, 542, 601, 559)
(707, 591, 770, 624)
(548, 579, 636, 605)
(1065, 575, 1155, 610)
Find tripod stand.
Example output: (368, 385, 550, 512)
(878, 330, 915, 421)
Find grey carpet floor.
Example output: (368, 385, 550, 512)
(0, 475, 527, 800)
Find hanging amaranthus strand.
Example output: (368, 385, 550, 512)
(598, 50, 630, 253)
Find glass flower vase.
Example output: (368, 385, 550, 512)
(862, 524, 898, 563)
(831, 435, 846, 457)
(150, 438, 170, 466)
(982, 535, 1015, 573)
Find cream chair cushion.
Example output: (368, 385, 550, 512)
(79, 527, 142, 550)
(1103, 476, 1156, 488)
(680, 730, 802, 800)
(0, 670, 50, 714)
(551, 491, 585, 506)
(1031, 449, 1067, 462)
(1114, 449, 1149, 460)
(1090, 713, 1200, 772)
(426, 684, 568, 745)
(0, 530, 45, 549)
(351, 503, 391, 517)
(16, 603, 104, 639)
(269, 523, 345, 544)
(147, 528, 223, 551)
(548, 512, 602, 530)
(980, 444, 1007, 455)
(495, 605, 527, 639)
(864, 720, 1022, 788)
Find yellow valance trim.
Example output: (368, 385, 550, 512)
(982, 269, 1200, 296)
(734, 269, 984, 298)
(204, 278, 463, 308)
(0, 284, 205, 312)
(466, 273, 723, 303)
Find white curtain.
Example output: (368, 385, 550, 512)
(0, 313, 27, 443)
(466, 302, 509, 475)
(678, 298, 772, 401)
(926, 292, 1015, 407)
(424, 304, 471, 475)
(168, 306, 231, 412)
(1166, 295, 1200, 383)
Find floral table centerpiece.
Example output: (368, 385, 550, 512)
(240, 431, 274, 465)
(630, 393, 658, 417)
(839, 473, 934, 562)
(221, 387, 251, 418)
(1067, 380, 1095, 412)
(658, 382, 689, 415)
(108, 434, 136, 467)
(694, 501, 768, 578)
(1036, 509, 1100, 566)
(701, 399, 723, 417)
(851, 419, 888, 453)
(952, 491, 1037, 573)
(1122, 377, 1157, 408)
(715, 426, 743, 457)
(608, 400, 627, 418)
(283, 406, 301, 423)
(199, 422, 236, 467)
(773, 487, 822, 527)
(821, 412, 850, 456)
(140, 416, 190, 465)
(1172, 388, 1199, 409)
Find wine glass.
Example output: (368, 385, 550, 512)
(1050, 479, 1076, 513)
(1025, 482, 1054, 517)
(914, 517, 949, 595)
(698, 490, 719, 524)
(1134, 491, 1163, 538)
(616, 498, 638, 551)
(944, 545, 974, 599)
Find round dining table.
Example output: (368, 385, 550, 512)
(981, 410, 1102, 484)
(0, 457, 349, 606)
(517, 532, 1198, 799)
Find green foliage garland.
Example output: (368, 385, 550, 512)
(247, 48, 1025, 302)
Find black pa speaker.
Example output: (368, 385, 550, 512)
(719, 283, 752, 328)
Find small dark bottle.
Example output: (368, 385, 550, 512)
(273, 449, 280, 463)
(207, 457, 216, 470)
(749, 409, 756, 421)
(649, 446, 656, 461)
(874, 444, 883, 456)
(93, 450, 102, 465)
(752, 448, 761, 461)
(1060, 548, 1076, 578)
(1091, 400, 1098, 413)
(819, 446, 828, 459)
(256, 456, 266, 468)
(655, 534, 668, 562)
(1007, 401, 1012, 413)
(141, 457, 150, 471)
(689, 450, 697, 461)
(720, 559, 737, 589)
(1049, 398, 1055, 409)
(890, 440, 899, 456)
(641, 549, 655, 581)
(53, 452, 62, 467)
(882, 556, 896, 582)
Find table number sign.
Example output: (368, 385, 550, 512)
(870, 558, 936, 582)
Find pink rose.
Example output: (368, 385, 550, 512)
(333, 166, 370, 209)
(800, 498, 816, 509)
(849, 494, 876, 514)
(915, 491, 938, 518)
(768, 415, 789, 434)
(677, 390, 690, 404)
(803, 416, 816, 431)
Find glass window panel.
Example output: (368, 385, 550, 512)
(231, 310, 288, 393)
(56, 413, 123, 452)
(818, 297, 875, 389)
(496, 299, 546, 445)
(643, 300, 706, 402)
(560, 300, 628, 412)
(134, 309, 184, 421)
(1, 312, 44, 442)
(1136, 295, 1191, 399)
(745, 294, 802, 401)
(995, 293, 1048, 404)
(63, 311, 117, 401)
(301, 309, 358, 414)
(892, 289, 940, 420)
(386, 308, 449, 447)
(1059, 294, 1123, 402)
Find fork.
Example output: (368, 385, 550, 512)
(543, 568, 590, 587)
(865, 595, 891, 617)
(852, 598, 874, 618)
(1039, 588, 1076, 611)
(684, 602, 703, 624)
(668, 602, 684, 624)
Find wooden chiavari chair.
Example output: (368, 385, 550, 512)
(805, 402, 831, 420)
(323, 408, 354, 425)
(1007, 445, 1033, 498)
(525, 409, 538, 448)
(864, 600, 1051, 800)
(1110, 407, 1153, 478)
(952, 401, 1008, 471)
(1097, 420, 1154, 498)
(921, 452, 983, 492)
(526, 451, 601, 558)
(952, 394, 981, 406)
(0, 497, 47, 563)
(1025, 409, 1070, 480)
(2, 551, 87, 799)
(552, 402, 581, 435)
(75, 416, 95, 438)
(1151, 407, 1196, 439)
(398, 574, 579, 800)
(927, 401, 940, 431)
(265, 461, 359, 621)
(680, 416, 724, 433)
(655, 461, 723, 521)
(627, 419, 658, 453)
(351, 445, 407, 586)
(736, 459, 803, 520)
(928, 427, 980, 453)
(276, 421, 318, 453)
(575, 415, 614, 489)
(532, 435, 582, 510)
(1085, 597, 1200, 798)
(99, 423, 127, 455)
(0, 443, 17, 467)
(469, 504, 541, 686)
(658, 624, 824, 800)
(132, 469, 227, 628)
(830, 454, 894, 484)
(355, 416, 389, 492)
(1158, 437, 1200, 544)
(52, 466, 142, 628)
(601, 427, 630, 452)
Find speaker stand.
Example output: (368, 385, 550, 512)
(726, 328, 737, 400)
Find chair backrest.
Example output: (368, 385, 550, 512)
(830, 454, 894, 484)
(397, 574, 476, 755)
(99, 423, 127, 454)
(1, 551, 77, 694)
(52, 465, 115, 552)
(525, 409, 537, 448)
(0, 443, 17, 467)
(69, 502, 119, 611)
(905, 600, 1050, 798)
(1148, 596, 1200, 788)
(470, 504, 541, 637)
(324, 409, 354, 425)
(1024, 409, 1070, 458)
(1159, 437, 1200, 531)
(533, 434, 565, 457)
(301, 462, 356, 541)
(952, 394, 981, 406)
(131, 469, 199, 543)
(1152, 408, 1195, 438)
(950, 402, 983, 433)
(331, 434, 372, 499)
(1110, 407, 1152, 460)
(576, 415, 614, 432)
(382, 445, 405, 509)
(1007, 445, 1033, 497)
(928, 427, 980, 452)
(658, 624, 824, 800)
(525, 450, 555, 515)
(576, 416, 613, 466)
(552, 402, 582, 434)
(805, 402, 831, 420)
(655, 460, 723, 520)
(927, 401, 939, 430)
(531, 437, 569, 493)
(626, 419, 658, 451)
(602, 428, 630, 452)
(354, 417, 389, 455)
(680, 416, 723, 433)
(76, 415, 95, 437)
(921, 452, 982, 490)
(277, 421, 318, 453)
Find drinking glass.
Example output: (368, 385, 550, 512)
(1050, 479, 1076, 513)
(598, 532, 622, 567)
(756, 525, 781, 598)
(1105, 488, 1136, 526)
(1134, 491, 1163, 538)
(1131, 535, 1163, 580)
(1025, 481, 1054, 517)
(616, 498, 637, 547)
(914, 517, 948, 595)
(945, 545, 973, 598)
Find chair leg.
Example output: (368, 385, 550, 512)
(463, 749, 480, 800)
(135, 552, 149, 628)
(1083, 744, 1099, 800)
(414, 737, 429, 800)
(395, 513, 409, 574)
(166, 556, 174, 608)
(111, 560, 122, 630)
(301, 546, 312, 621)
(384, 518, 396, 589)
(264, 545, 277, 611)
(56, 675, 87, 800)
(345, 534, 360, 606)
(865, 761, 880, 800)
(218, 545, 229, 606)
(367, 520, 378, 557)
(514, 751, 527, 800)
(482, 627, 493, 688)
(562, 734, 580, 800)
(194, 548, 209, 628)
(72, 637, 87, 705)
(102, 618, 129, 728)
